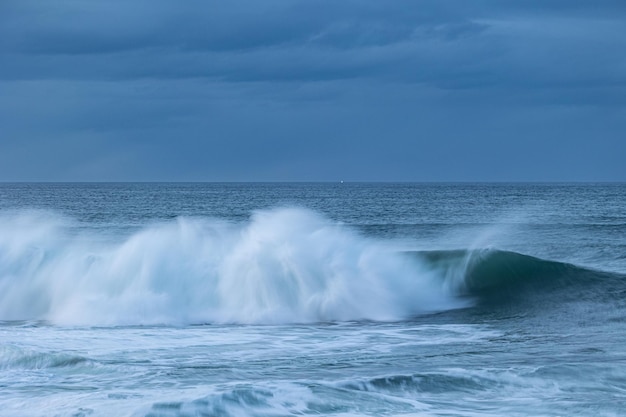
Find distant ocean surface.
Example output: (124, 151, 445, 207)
(1, 183, 625, 417)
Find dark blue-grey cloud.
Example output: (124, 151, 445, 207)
(0, 0, 624, 181)
(2, 1, 624, 92)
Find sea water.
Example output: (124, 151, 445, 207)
(0, 183, 625, 416)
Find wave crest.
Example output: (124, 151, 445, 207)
(0, 208, 462, 325)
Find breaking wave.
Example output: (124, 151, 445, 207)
(0, 208, 622, 325)
(0, 208, 463, 325)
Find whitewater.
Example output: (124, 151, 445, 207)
(0, 208, 465, 325)
(1, 183, 625, 416)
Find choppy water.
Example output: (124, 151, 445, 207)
(1, 183, 625, 416)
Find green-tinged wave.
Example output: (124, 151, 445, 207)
(413, 249, 626, 304)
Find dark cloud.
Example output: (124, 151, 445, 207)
(0, 0, 624, 181)
(1, 1, 623, 92)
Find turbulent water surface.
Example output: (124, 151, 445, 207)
(1, 183, 625, 416)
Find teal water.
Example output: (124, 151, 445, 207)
(0, 183, 625, 416)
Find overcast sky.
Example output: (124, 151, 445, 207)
(1, 0, 624, 181)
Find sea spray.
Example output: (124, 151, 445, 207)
(0, 208, 465, 325)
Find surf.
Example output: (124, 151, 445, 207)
(0, 208, 622, 326)
(0, 208, 462, 325)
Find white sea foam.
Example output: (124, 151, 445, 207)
(0, 208, 465, 326)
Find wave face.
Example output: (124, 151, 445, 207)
(0, 209, 464, 325)
(414, 249, 625, 305)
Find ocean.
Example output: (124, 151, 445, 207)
(0, 182, 625, 416)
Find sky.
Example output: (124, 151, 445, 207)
(1, 0, 625, 182)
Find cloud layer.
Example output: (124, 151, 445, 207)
(1, 0, 624, 181)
